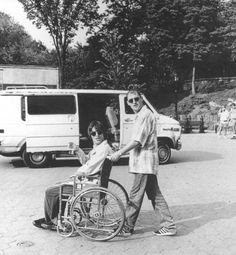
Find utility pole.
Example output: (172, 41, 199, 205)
(192, 51, 196, 96)
(174, 73, 179, 120)
(191, 64, 196, 96)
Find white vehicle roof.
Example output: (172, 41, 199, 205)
(0, 88, 180, 125)
(0, 88, 128, 96)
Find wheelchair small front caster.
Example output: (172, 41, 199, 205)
(57, 220, 74, 237)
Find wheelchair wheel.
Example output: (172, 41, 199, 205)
(57, 220, 74, 237)
(70, 187, 125, 241)
(108, 179, 129, 206)
(78, 181, 128, 228)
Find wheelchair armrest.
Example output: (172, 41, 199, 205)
(70, 174, 86, 182)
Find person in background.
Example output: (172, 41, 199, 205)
(33, 120, 113, 230)
(229, 103, 236, 139)
(110, 87, 176, 236)
(218, 105, 230, 137)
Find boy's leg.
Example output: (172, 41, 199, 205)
(219, 123, 222, 135)
(33, 185, 60, 229)
(44, 185, 60, 223)
(146, 175, 175, 230)
(125, 174, 148, 230)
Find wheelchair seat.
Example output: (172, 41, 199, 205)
(60, 158, 112, 197)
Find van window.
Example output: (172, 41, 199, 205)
(27, 95, 76, 115)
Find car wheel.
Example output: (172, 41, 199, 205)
(158, 142, 171, 164)
(22, 149, 52, 168)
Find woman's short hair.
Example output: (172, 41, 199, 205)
(87, 120, 107, 139)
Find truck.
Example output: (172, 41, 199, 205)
(0, 88, 182, 168)
(0, 65, 59, 90)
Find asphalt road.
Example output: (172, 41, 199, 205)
(0, 132, 236, 255)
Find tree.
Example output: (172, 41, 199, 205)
(98, 1, 153, 91)
(18, 0, 101, 88)
(172, 0, 227, 95)
(63, 35, 105, 89)
(96, 30, 144, 89)
(102, 0, 187, 91)
(0, 12, 51, 65)
(141, 0, 228, 95)
(103, 0, 147, 44)
(222, 0, 236, 62)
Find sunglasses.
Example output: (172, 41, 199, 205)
(91, 131, 103, 137)
(127, 97, 140, 104)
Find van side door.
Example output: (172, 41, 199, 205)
(25, 94, 79, 153)
(119, 94, 136, 148)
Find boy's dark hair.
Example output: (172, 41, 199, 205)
(87, 120, 107, 139)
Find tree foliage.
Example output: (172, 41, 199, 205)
(2, 0, 236, 96)
(222, 0, 236, 62)
(144, 0, 228, 88)
(0, 12, 51, 65)
(100, 0, 230, 93)
(63, 36, 105, 89)
(96, 30, 144, 89)
(18, 0, 101, 88)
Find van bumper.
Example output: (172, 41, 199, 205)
(0, 137, 25, 156)
(0, 150, 21, 157)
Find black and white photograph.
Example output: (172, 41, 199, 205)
(0, 0, 236, 254)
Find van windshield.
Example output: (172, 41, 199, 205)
(28, 95, 76, 115)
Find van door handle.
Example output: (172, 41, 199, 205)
(68, 115, 75, 122)
(124, 118, 132, 122)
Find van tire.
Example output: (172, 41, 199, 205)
(158, 142, 171, 164)
(22, 149, 52, 168)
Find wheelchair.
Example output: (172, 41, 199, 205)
(57, 159, 129, 241)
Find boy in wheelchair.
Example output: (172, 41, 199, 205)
(33, 120, 113, 231)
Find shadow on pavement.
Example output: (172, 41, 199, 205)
(171, 151, 222, 164)
(10, 157, 129, 168)
(134, 201, 236, 236)
(172, 201, 236, 236)
(10, 158, 81, 168)
(10, 158, 25, 167)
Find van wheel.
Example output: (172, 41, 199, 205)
(158, 142, 171, 164)
(22, 149, 52, 168)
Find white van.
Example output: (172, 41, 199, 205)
(0, 89, 181, 168)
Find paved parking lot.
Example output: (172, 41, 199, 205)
(1, 132, 236, 255)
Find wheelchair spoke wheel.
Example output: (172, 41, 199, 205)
(108, 179, 129, 206)
(70, 187, 125, 241)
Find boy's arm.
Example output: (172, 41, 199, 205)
(75, 147, 89, 165)
(76, 145, 112, 176)
(109, 140, 140, 162)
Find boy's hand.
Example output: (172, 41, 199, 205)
(109, 151, 121, 162)
(68, 142, 78, 155)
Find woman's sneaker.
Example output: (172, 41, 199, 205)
(153, 227, 177, 236)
